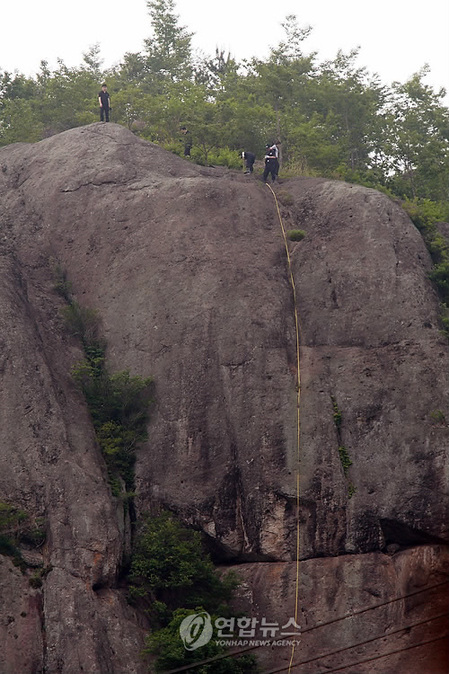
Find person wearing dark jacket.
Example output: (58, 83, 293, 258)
(242, 151, 256, 174)
(180, 127, 192, 156)
(98, 83, 111, 122)
(263, 146, 278, 183)
(269, 142, 280, 178)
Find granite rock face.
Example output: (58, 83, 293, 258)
(0, 123, 447, 672)
(231, 546, 449, 673)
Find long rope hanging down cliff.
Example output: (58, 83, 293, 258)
(265, 183, 302, 674)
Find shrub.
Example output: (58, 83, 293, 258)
(0, 502, 28, 535)
(29, 566, 52, 589)
(61, 302, 104, 350)
(207, 147, 242, 169)
(286, 229, 306, 241)
(129, 512, 235, 625)
(57, 269, 153, 495)
(402, 198, 449, 233)
(0, 502, 46, 570)
(429, 261, 449, 304)
(338, 446, 352, 476)
(146, 608, 259, 673)
(430, 409, 447, 425)
(129, 513, 258, 672)
(72, 363, 153, 492)
(331, 397, 342, 430)
(402, 198, 449, 308)
(277, 190, 294, 206)
(52, 261, 73, 302)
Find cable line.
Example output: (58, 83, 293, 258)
(301, 579, 449, 635)
(159, 545, 446, 672)
(260, 612, 448, 673)
(314, 634, 449, 674)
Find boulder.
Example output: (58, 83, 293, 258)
(0, 123, 447, 672)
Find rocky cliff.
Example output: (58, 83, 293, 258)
(0, 123, 447, 673)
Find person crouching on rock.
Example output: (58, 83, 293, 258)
(98, 83, 111, 122)
(263, 145, 278, 183)
(242, 150, 256, 174)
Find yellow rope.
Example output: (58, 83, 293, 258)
(265, 183, 301, 672)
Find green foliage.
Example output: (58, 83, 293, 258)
(0, 502, 46, 570)
(146, 608, 259, 673)
(0, 502, 28, 534)
(129, 513, 257, 672)
(129, 512, 235, 624)
(338, 446, 352, 476)
(430, 409, 447, 425)
(429, 261, 449, 307)
(331, 398, 354, 487)
(207, 147, 242, 169)
(331, 397, 342, 430)
(401, 198, 449, 312)
(57, 268, 153, 494)
(71, 359, 153, 492)
(29, 565, 52, 589)
(62, 302, 103, 350)
(402, 198, 449, 233)
(28, 573, 43, 589)
(439, 303, 449, 339)
(144, 0, 193, 85)
(381, 70, 449, 201)
(348, 483, 357, 499)
(276, 190, 294, 206)
(0, 5, 447, 212)
(286, 229, 306, 241)
(0, 534, 22, 560)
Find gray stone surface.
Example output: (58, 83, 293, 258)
(231, 545, 449, 673)
(0, 123, 447, 672)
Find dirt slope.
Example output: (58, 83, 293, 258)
(0, 123, 447, 672)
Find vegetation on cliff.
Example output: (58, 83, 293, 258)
(56, 265, 153, 496)
(129, 511, 258, 672)
(0, 502, 45, 571)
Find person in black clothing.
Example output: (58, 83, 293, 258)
(98, 83, 111, 122)
(263, 145, 278, 183)
(270, 141, 280, 179)
(242, 151, 256, 174)
(180, 126, 192, 156)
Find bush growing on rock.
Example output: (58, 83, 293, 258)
(129, 512, 258, 672)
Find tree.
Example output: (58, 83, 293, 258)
(81, 43, 104, 80)
(129, 513, 259, 673)
(129, 512, 235, 624)
(237, 15, 316, 163)
(380, 68, 449, 200)
(144, 0, 193, 86)
(309, 49, 387, 174)
(194, 48, 239, 96)
(269, 14, 313, 64)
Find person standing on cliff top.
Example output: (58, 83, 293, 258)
(263, 145, 278, 183)
(180, 126, 192, 156)
(269, 141, 280, 179)
(98, 83, 111, 122)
